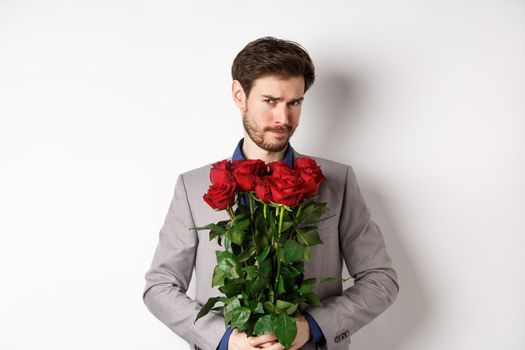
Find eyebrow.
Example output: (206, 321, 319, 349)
(262, 94, 304, 103)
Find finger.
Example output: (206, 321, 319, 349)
(229, 331, 264, 350)
(259, 340, 278, 348)
(262, 342, 285, 350)
(248, 334, 277, 346)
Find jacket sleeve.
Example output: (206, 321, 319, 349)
(305, 165, 399, 350)
(142, 174, 226, 350)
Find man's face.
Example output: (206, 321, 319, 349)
(236, 75, 305, 153)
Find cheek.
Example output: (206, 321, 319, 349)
(290, 108, 302, 124)
(251, 106, 274, 122)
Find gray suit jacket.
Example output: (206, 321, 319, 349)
(143, 151, 399, 350)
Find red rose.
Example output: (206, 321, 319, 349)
(210, 160, 233, 186)
(204, 160, 237, 210)
(266, 161, 306, 207)
(231, 159, 268, 192)
(254, 176, 272, 203)
(294, 157, 325, 197)
(267, 162, 297, 184)
(203, 182, 236, 210)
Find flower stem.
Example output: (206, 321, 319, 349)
(278, 205, 284, 234)
(226, 207, 235, 221)
(274, 206, 285, 294)
(249, 193, 258, 255)
(296, 203, 303, 221)
(249, 193, 254, 219)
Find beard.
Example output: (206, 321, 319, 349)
(242, 109, 296, 153)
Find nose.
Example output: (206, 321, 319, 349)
(274, 104, 291, 124)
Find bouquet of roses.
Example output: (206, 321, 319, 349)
(193, 157, 328, 349)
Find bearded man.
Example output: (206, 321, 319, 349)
(143, 36, 399, 350)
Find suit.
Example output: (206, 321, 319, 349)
(143, 149, 399, 349)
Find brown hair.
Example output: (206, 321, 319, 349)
(231, 36, 315, 98)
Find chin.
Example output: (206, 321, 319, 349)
(262, 140, 289, 153)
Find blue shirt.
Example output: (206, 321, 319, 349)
(217, 138, 326, 350)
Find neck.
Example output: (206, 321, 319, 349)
(242, 135, 288, 163)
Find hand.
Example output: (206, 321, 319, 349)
(248, 333, 283, 350)
(288, 314, 311, 350)
(247, 314, 311, 350)
(229, 329, 282, 350)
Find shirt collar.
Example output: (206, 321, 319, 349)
(232, 138, 295, 167)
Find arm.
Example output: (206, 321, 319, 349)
(303, 311, 325, 344)
(142, 174, 226, 350)
(305, 165, 399, 350)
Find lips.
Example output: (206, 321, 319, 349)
(267, 126, 291, 135)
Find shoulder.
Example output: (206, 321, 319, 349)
(306, 155, 348, 172)
(177, 157, 231, 188)
(294, 151, 353, 181)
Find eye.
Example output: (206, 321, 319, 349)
(264, 98, 276, 105)
(290, 100, 302, 106)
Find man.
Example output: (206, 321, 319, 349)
(143, 36, 399, 350)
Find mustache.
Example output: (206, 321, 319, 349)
(264, 125, 293, 133)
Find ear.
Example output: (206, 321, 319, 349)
(232, 80, 247, 111)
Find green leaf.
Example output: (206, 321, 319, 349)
(280, 219, 293, 232)
(194, 297, 220, 323)
(192, 223, 226, 233)
(217, 219, 230, 227)
(229, 307, 251, 329)
(276, 275, 285, 294)
(303, 246, 311, 261)
(248, 277, 268, 297)
(267, 289, 275, 303)
(216, 251, 240, 279)
(298, 278, 316, 295)
(282, 240, 305, 264)
(235, 214, 250, 229)
(219, 279, 245, 297)
(242, 265, 258, 280)
(268, 211, 277, 238)
(296, 226, 323, 246)
(248, 300, 265, 314)
(253, 314, 276, 335)
(286, 303, 298, 315)
(255, 214, 270, 250)
(225, 226, 245, 246)
(211, 266, 225, 287)
(224, 214, 250, 245)
(274, 314, 297, 349)
(210, 225, 228, 241)
(238, 246, 257, 262)
(304, 292, 323, 307)
(293, 260, 305, 270)
(295, 202, 327, 225)
(281, 265, 301, 278)
(254, 301, 264, 314)
(275, 300, 294, 310)
(263, 301, 275, 314)
(256, 246, 271, 262)
(223, 297, 241, 323)
(259, 258, 273, 278)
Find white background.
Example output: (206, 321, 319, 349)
(1, 0, 524, 349)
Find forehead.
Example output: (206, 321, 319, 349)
(250, 75, 305, 97)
